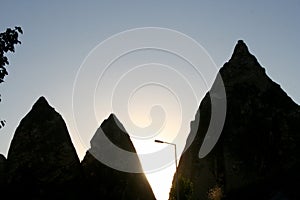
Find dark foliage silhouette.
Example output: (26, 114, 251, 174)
(0, 26, 23, 128)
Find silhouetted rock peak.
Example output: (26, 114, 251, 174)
(6, 97, 82, 198)
(35, 96, 48, 105)
(171, 40, 300, 200)
(225, 40, 261, 72)
(219, 40, 277, 94)
(91, 113, 134, 152)
(231, 40, 250, 57)
(81, 113, 156, 200)
(31, 96, 51, 109)
(103, 113, 125, 132)
(108, 113, 117, 120)
(23, 96, 59, 126)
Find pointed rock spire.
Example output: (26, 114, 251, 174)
(6, 96, 82, 199)
(31, 96, 51, 110)
(35, 96, 48, 105)
(231, 40, 250, 57)
(91, 113, 134, 152)
(171, 40, 300, 200)
(227, 40, 260, 69)
(81, 114, 156, 200)
(219, 40, 271, 93)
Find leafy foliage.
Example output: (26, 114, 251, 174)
(169, 175, 193, 200)
(0, 26, 23, 128)
(0, 26, 22, 83)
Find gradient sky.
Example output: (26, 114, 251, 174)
(1, 1, 299, 200)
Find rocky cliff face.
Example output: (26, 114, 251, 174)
(0, 154, 6, 186)
(0, 154, 6, 195)
(171, 40, 300, 200)
(81, 114, 156, 200)
(6, 97, 82, 199)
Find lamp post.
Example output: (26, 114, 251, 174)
(154, 140, 179, 200)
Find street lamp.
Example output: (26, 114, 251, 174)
(154, 140, 179, 200)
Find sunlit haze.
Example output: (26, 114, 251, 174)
(1, 1, 300, 200)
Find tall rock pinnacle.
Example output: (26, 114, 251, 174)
(6, 96, 82, 199)
(170, 41, 300, 200)
(81, 113, 156, 200)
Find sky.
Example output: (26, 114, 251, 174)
(1, 1, 300, 200)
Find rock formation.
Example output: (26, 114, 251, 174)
(170, 40, 300, 200)
(81, 113, 156, 200)
(0, 154, 6, 189)
(6, 96, 82, 199)
(3, 97, 155, 199)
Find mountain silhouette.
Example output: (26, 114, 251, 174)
(1, 97, 155, 199)
(2, 40, 299, 200)
(81, 113, 156, 200)
(170, 40, 300, 200)
(5, 96, 82, 199)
